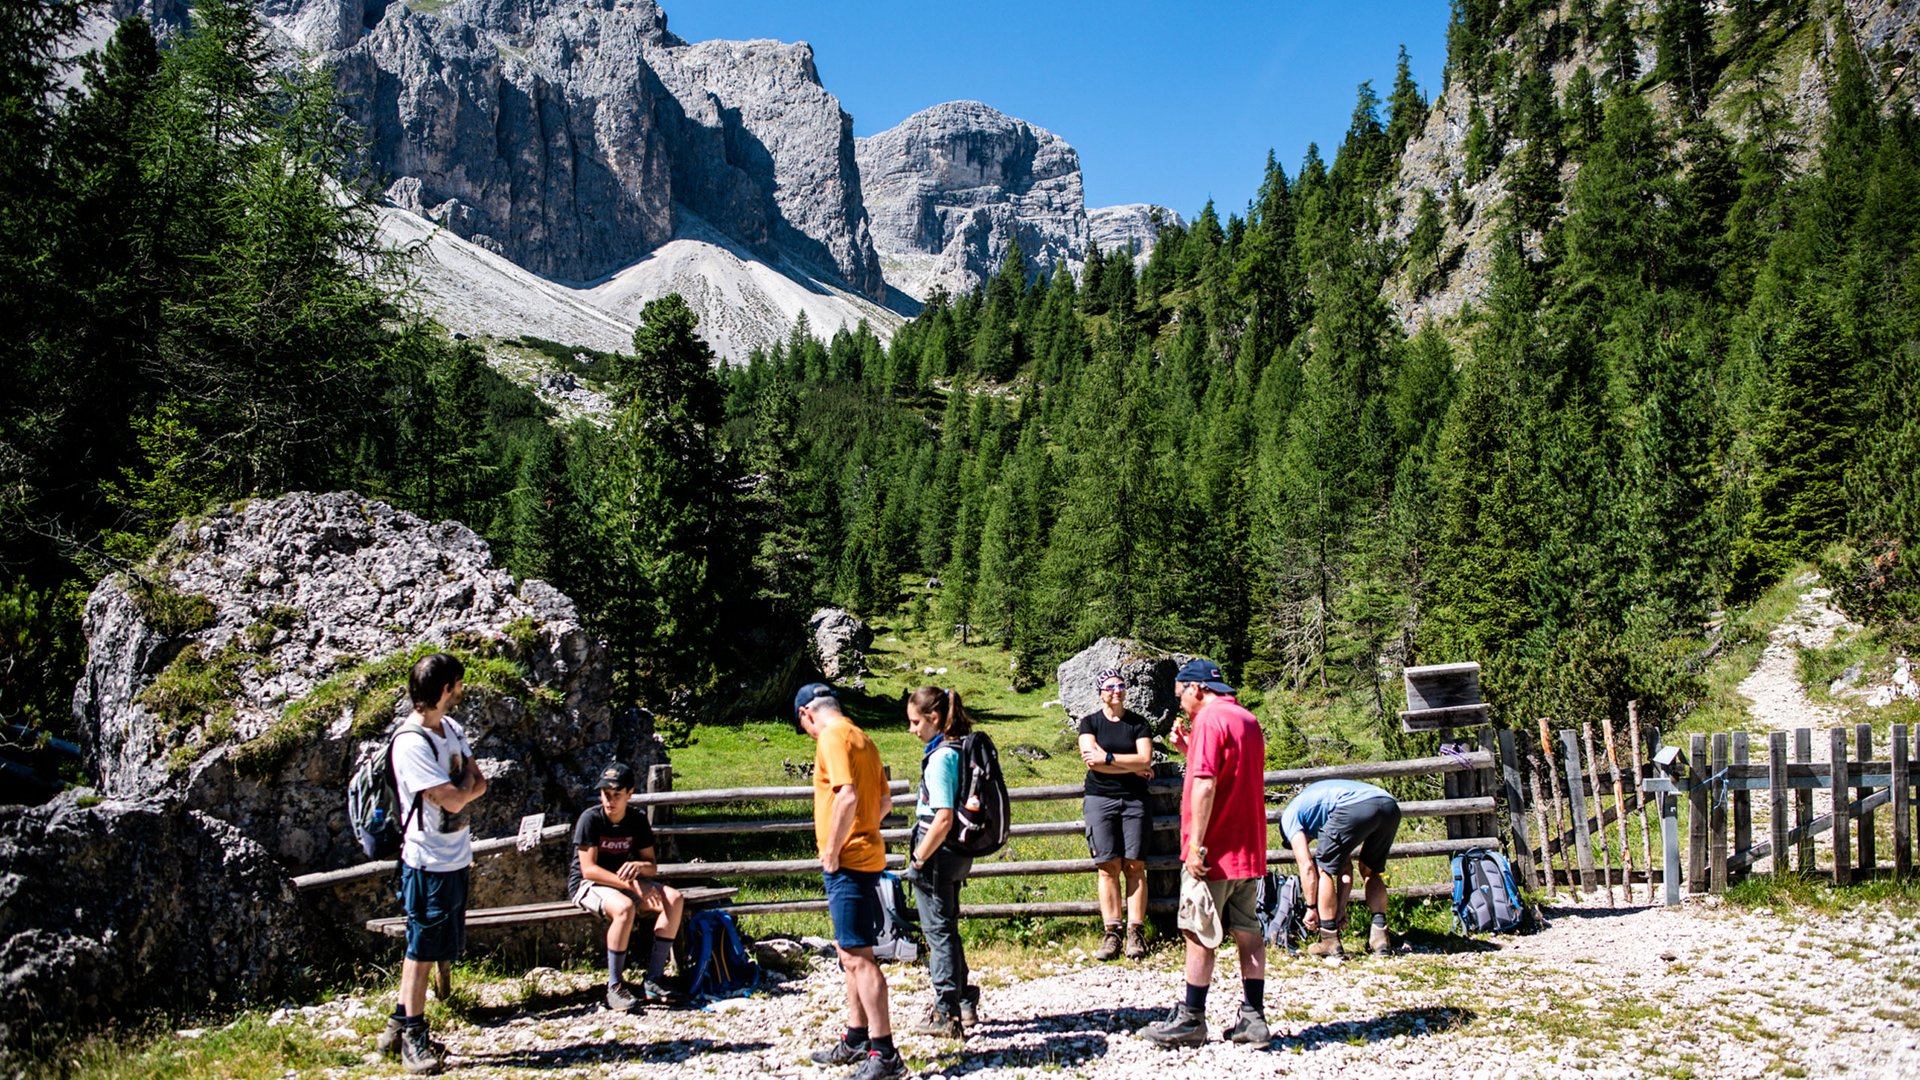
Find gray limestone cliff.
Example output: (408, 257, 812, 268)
(857, 100, 1088, 299)
(1087, 203, 1183, 262)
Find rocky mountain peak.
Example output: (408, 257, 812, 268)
(857, 100, 1088, 299)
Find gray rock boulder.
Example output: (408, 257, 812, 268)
(0, 793, 308, 1056)
(1087, 203, 1183, 263)
(857, 100, 1087, 299)
(809, 608, 873, 682)
(1055, 638, 1190, 732)
(71, 491, 659, 875)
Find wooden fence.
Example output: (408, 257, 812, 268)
(294, 751, 1511, 922)
(1498, 713, 1920, 907)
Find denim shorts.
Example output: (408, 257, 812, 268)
(399, 864, 469, 963)
(822, 867, 883, 950)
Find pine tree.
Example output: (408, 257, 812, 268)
(1385, 46, 1428, 158)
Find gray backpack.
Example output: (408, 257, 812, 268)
(1450, 849, 1523, 934)
(346, 727, 431, 860)
(1258, 871, 1309, 952)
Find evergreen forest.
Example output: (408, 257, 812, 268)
(4, 0, 1920, 764)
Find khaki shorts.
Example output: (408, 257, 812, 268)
(1206, 877, 1263, 936)
(573, 880, 668, 915)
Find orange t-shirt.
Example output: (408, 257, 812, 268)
(812, 718, 890, 872)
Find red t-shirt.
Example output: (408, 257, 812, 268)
(1179, 695, 1268, 880)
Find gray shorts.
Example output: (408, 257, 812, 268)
(1083, 793, 1148, 863)
(1314, 796, 1402, 875)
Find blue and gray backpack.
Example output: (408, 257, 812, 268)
(1450, 848, 1523, 934)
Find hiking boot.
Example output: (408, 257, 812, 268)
(1093, 925, 1123, 961)
(1123, 923, 1148, 959)
(605, 980, 640, 1012)
(640, 977, 686, 1007)
(399, 1023, 444, 1075)
(809, 1037, 867, 1066)
(1224, 1004, 1271, 1048)
(909, 1002, 964, 1038)
(381, 1018, 442, 1057)
(1307, 927, 1344, 958)
(852, 1050, 909, 1080)
(1368, 922, 1393, 955)
(959, 984, 980, 1025)
(1139, 1004, 1208, 1047)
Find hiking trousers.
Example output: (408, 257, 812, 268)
(912, 822, 973, 1005)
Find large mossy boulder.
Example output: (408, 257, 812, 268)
(72, 491, 662, 876)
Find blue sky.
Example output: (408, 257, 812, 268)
(665, 1, 1451, 220)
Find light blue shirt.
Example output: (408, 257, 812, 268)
(1279, 779, 1393, 843)
(917, 741, 961, 820)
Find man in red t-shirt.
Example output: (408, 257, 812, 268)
(1140, 658, 1270, 1049)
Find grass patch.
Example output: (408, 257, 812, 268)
(125, 578, 216, 639)
(1674, 569, 1811, 737)
(1725, 872, 1920, 916)
(42, 1015, 357, 1080)
(231, 643, 541, 777)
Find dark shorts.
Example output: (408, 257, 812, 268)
(1083, 793, 1148, 863)
(822, 867, 883, 950)
(1314, 796, 1402, 875)
(399, 864, 469, 963)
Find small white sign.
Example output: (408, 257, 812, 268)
(515, 813, 546, 852)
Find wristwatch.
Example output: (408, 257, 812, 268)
(1105, 750, 1114, 765)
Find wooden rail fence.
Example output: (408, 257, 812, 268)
(294, 752, 1510, 922)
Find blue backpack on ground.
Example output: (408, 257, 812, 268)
(683, 909, 759, 1000)
(1450, 848, 1523, 934)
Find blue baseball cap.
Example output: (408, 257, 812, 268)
(1174, 658, 1234, 695)
(793, 682, 835, 727)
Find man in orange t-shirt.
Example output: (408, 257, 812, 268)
(795, 682, 903, 1080)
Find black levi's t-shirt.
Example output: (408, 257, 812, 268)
(1078, 710, 1155, 800)
(567, 804, 657, 896)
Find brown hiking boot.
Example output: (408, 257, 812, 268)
(1093, 925, 1123, 961)
(1368, 922, 1393, 955)
(1123, 923, 1148, 959)
(1307, 927, 1344, 958)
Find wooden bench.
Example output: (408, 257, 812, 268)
(366, 885, 737, 997)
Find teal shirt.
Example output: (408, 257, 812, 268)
(917, 741, 961, 820)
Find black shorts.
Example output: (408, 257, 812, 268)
(1314, 796, 1401, 875)
(1084, 793, 1148, 863)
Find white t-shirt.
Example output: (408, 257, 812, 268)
(391, 716, 475, 872)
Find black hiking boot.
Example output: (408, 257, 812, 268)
(1140, 1003, 1208, 1047)
(810, 1037, 867, 1066)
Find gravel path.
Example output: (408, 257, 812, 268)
(278, 891, 1919, 1079)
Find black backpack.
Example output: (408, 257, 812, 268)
(935, 732, 1010, 857)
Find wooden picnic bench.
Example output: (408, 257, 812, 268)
(365, 885, 738, 997)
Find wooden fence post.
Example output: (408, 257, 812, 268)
(1529, 760, 1557, 898)
(1628, 704, 1654, 904)
(1832, 728, 1851, 887)
(1857, 724, 1875, 877)
(1895, 724, 1912, 879)
(1769, 731, 1790, 879)
(1709, 733, 1729, 893)
(1603, 715, 1634, 901)
(1583, 723, 1616, 905)
(1539, 718, 1570, 888)
(647, 764, 675, 862)
(1688, 733, 1709, 894)
(1495, 728, 1537, 889)
(1731, 732, 1751, 884)
(1795, 728, 1815, 872)
(1146, 760, 1182, 934)
(1561, 729, 1596, 892)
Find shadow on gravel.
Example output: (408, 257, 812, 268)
(974, 1004, 1166, 1039)
(463, 1037, 774, 1069)
(1393, 928, 1499, 953)
(1278, 1006, 1475, 1051)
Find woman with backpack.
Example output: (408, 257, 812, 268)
(904, 685, 979, 1039)
(1077, 667, 1156, 960)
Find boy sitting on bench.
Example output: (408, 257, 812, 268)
(571, 762, 686, 1011)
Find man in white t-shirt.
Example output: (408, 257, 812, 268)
(378, 652, 488, 1075)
